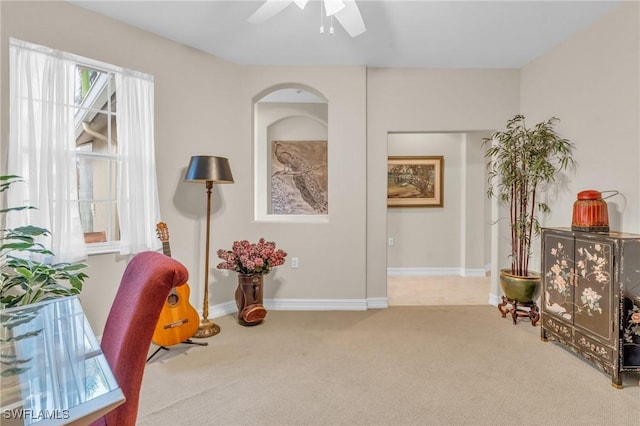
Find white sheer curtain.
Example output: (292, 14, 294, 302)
(115, 71, 161, 255)
(8, 38, 161, 259)
(8, 39, 87, 263)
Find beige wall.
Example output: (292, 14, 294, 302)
(368, 1, 639, 305)
(1, 1, 242, 331)
(387, 133, 464, 270)
(236, 64, 367, 301)
(521, 1, 640, 235)
(465, 131, 493, 270)
(366, 68, 520, 303)
(387, 132, 480, 274)
(1, 1, 367, 332)
(386, 131, 491, 275)
(490, 1, 638, 300)
(2, 1, 637, 331)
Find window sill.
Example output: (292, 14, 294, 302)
(86, 242, 119, 256)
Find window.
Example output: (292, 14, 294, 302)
(75, 66, 119, 246)
(8, 39, 160, 261)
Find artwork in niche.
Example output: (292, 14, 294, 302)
(271, 140, 328, 215)
(387, 156, 443, 207)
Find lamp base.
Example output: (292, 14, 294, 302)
(192, 318, 221, 338)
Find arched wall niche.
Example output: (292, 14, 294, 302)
(252, 83, 328, 105)
(254, 84, 329, 222)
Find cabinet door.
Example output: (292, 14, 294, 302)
(620, 239, 640, 368)
(543, 233, 575, 321)
(573, 237, 614, 344)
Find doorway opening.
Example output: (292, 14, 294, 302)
(385, 131, 493, 305)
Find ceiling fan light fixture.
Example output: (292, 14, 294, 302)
(250, 0, 365, 38)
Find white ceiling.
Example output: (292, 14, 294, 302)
(71, 0, 622, 68)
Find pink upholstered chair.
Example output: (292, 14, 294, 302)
(90, 251, 189, 426)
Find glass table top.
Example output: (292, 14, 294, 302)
(1, 296, 124, 425)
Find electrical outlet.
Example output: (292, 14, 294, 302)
(388, 237, 395, 246)
(291, 257, 299, 268)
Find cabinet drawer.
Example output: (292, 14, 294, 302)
(574, 331, 613, 364)
(543, 315, 573, 340)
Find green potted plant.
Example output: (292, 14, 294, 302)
(1, 175, 88, 308)
(484, 115, 575, 306)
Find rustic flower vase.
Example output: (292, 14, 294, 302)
(235, 273, 267, 326)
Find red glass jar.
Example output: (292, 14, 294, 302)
(571, 190, 609, 232)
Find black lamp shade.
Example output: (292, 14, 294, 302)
(185, 156, 234, 183)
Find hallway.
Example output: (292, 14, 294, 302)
(387, 275, 491, 306)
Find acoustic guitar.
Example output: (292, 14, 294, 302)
(152, 222, 200, 347)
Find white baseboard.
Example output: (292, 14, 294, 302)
(367, 297, 389, 309)
(387, 267, 487, 277)
(209, 300, 238, 318)
(265, 299, 368, 311)
(488, 293, 501, 306)
(207, 297, 389, 317)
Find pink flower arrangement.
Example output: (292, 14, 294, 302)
(217, 238, 287, 275)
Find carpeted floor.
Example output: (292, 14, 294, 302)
(138, 306, 639, 425)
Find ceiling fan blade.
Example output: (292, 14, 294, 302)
(334, 0, 366, 37)
(323, 0, 345, 17)
(248, 0, 294, 24)
(293, 0, 309, 9)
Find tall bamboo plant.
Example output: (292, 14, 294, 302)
(484, 115, 575, 277)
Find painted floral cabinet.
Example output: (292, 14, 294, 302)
(541, 227, 640, 388)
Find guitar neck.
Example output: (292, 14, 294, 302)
(162, 241, 172, 258)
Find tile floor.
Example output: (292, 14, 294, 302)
(387, 275, 491, 306)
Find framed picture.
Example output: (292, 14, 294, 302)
(271, 140, 328, 215)
(387, 156, 443, 207)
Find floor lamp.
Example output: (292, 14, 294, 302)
(185, 156, 234, 338)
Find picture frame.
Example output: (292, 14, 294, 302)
(270, 140, 328, 215)
(387, 156, 443, 207)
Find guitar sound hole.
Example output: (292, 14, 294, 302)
(167, 293, 179, 306)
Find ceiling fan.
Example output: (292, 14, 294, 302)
(248, 0, 366, 38)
